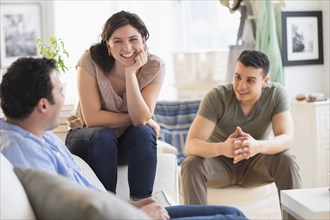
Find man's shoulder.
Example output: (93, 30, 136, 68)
(1, 137, 47, 168)
(261, 82, 289, 114)
(200, 83, 234, 114)
(1, 131, 58, 171)
(0, 120, 29, 149)
(204, 83, 234, 101)
(0, 121, 53, 158)
(206, 83, 230, 93)
(264, 82, 288, 98)
(267, 82, 286, 90)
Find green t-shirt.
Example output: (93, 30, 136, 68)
(198, 82, 289, 142)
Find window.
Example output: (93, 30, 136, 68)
(174, 0, 241, 52)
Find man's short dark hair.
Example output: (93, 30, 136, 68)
(0, 57, 56, 119)
(237, 50, 270, 76)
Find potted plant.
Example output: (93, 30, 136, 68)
(36, 37, 69, 74)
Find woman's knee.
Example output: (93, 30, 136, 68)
(88, 127, 117, 148)
(87, 128, 118, 163)
(129, 125, 155, 140)
(125, 125, 157, 150)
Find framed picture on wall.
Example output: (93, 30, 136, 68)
(0, 2, 43, 68)
(281, 11, 323, 66)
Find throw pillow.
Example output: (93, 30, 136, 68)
(153, 99, 201, 165)
(14, 166, 151, 220)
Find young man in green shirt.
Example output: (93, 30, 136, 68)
(182, 50, 302, 204)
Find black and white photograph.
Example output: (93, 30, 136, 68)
(281, 11, 323, 66)
(0, 2, 42, 68)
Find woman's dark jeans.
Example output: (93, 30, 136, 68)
(65, 125, 157, 200)
(166, 205, 248, 220)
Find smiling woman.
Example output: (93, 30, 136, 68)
(65, 11, 165, 202)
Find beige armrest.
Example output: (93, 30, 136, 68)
(154, 153, 179, 204)
(157, 140, 178, 156)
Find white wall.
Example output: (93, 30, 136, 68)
(2, 0, 329, 104)
(51, 0, 329, 104)
(283, 0, 329, 100)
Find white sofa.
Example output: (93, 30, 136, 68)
(0, 141, 179, 219)
(177, 167, 282, 219)
(206, 183, 282, 219)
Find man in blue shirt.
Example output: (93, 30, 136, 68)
(0, 57, 247, 220)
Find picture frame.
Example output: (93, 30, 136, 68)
(281, 11, 323, 66)
(0, 2, 43, 68)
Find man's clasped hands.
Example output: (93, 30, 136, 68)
(226, 126, 259, 164)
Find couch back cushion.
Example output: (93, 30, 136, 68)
(153, 99, 201, 165)
(0, 153, 36, 219)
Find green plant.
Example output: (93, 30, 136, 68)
(36, 37, 69, 74)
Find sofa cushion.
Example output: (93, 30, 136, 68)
(153, 99, 201, 165)
(14, 166, 151, 220)
(207, 183, 282, 219)
(0, 154, 36, 220)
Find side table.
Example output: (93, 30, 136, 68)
(281, 188, 330, 219)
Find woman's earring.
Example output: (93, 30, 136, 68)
(108, 51, 112, 57)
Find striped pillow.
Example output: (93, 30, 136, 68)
(153, 99, 201, 165)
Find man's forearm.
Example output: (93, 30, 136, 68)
(185, 139, 226, 158)
(257, 134, 293, 154)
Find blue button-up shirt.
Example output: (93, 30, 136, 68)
(0, 118, 92, 188)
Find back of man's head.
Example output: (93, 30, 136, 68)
(0, 57, 56, 120)
(237, 50, 270, 76)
